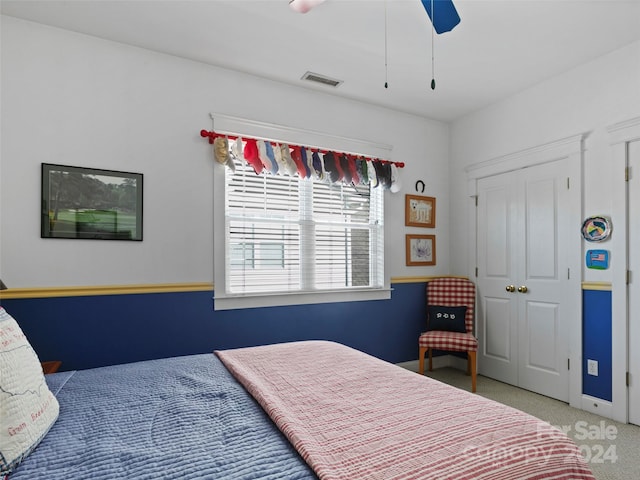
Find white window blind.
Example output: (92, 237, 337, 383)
(225, 159, 384, 296)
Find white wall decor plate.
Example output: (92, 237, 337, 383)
(581, 216, 611, 242)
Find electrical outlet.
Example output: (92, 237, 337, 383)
(587, 359, 598, 376)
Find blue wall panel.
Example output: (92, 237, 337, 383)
(1, 282, 428, 371)
(582, 289, 612, 401)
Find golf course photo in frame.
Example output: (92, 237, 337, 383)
(41, 163, 143, 241)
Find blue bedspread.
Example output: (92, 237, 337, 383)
(9, 354, 317, 480)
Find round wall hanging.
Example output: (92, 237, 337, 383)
(581, 216, 611, 242)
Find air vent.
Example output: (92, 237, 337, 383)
(301, 71, 343, 88)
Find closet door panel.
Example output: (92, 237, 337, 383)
(522, 300, 560, 372)
(477, 171, 519, 385)
(484, 297, 512, 361)
(517, 161, 569, 401)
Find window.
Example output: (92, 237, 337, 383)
(221, 154, 385, 302)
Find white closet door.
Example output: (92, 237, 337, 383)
(477, 170, 519, 386)
(477, 159, 571, 401)
(515, 160, 571, 401)
(627, 139, 640, 426)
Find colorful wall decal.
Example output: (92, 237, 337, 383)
(586, 250, 609, 270)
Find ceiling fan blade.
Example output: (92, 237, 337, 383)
(421, 0, 461, 34)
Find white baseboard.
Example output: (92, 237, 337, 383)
(581, 394, 614, 419)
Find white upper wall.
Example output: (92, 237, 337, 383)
(449, 40, 640, 282)
(0, 16, 450, 288)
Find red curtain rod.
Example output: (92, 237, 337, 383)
(199, 130, 404, 168)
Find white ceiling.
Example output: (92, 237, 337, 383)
(2, 0, 640, 122)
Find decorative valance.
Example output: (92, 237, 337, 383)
(200, 129, 403, 192)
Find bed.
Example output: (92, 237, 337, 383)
(6, 353, 316, 480)
(2, 309, 595, 479)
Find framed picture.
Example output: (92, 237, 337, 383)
(41, 163, 143, 241)
(406, 234, 436, 266)
(405, 194, 436, 228)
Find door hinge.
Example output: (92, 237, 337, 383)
(627, 270, 632, 285)
(567, 177, 570, 189)
(475, 196, 478, 207)
(567, 358, 570, 370)
(475, 267, 478, 277)
(627, 371, 630, 387)
(567, 268, 570, 280)
(626, 167, 631, 182)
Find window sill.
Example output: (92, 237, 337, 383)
(213, 287, 392, 311)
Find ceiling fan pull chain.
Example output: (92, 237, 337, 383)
(431, 0, 436, 90)
(384, 0, 389, 89)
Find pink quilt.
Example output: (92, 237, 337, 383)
(216, 341, 595, 480)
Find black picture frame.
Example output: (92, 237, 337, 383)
(41, 163, 143, 241)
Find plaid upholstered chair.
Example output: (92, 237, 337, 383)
(418, 277, 478, 392)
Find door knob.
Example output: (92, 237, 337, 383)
(517, 285, 528, 293)
(505, 285, 516, 292)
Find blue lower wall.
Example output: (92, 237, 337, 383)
(1, 282, 428, 371)
(582, 289, 612, 401)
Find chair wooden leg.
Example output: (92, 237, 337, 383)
(428, 348, 433, 372)
(469, 350, 477, 393)
(418, 347, 426, 375)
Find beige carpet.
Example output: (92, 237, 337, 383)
(411, 366, 639, 480)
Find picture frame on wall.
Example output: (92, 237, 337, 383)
(406, 234, 436, 266)
(41, 163, 143, 241)
(405, 194, 436, 228)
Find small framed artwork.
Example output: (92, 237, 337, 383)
(405, 194, 436, 228)
(406, 234, 436, 266)
(41, 163, 143, 241)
